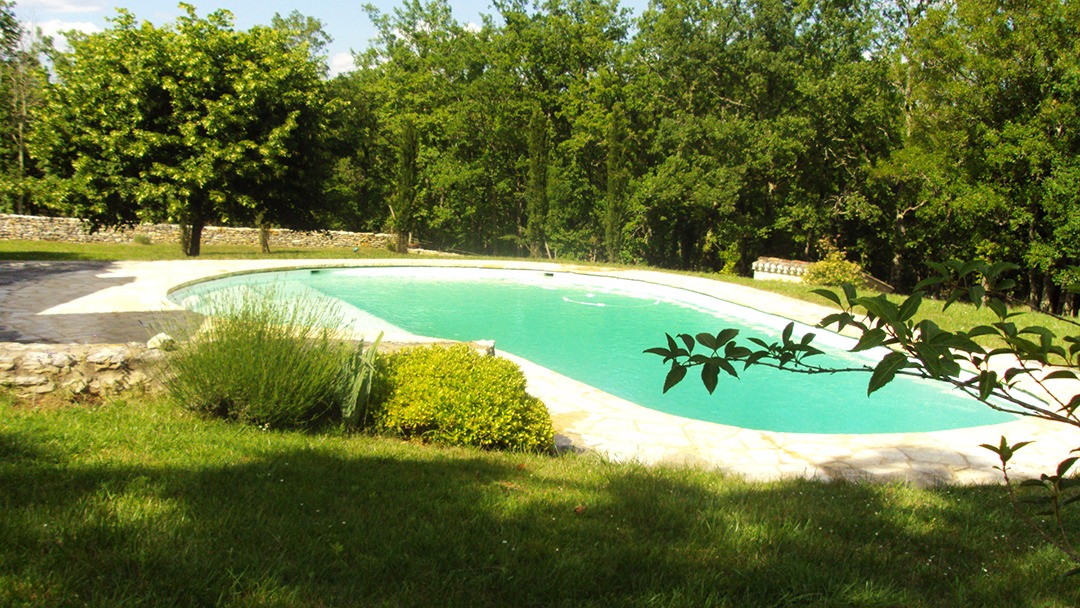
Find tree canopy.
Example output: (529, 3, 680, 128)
(29, 4, 331, 255)
(5, 0, 1079, 305)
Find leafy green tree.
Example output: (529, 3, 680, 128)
(31, 5, 330, 256)
(604, 101, 628, 262)
(391, 118, 418, 253)
(624, 0, 893, 273)
(525, 105, 550, 257)
(319, 72, 394, 232)
(0, 1, 51, 215)
(868, 0, 1080, 305)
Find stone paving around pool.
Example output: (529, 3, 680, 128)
(2, 258, 1077, 486)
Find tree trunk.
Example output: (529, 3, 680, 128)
(1040, 272, 1053, 312)
(1028, 268, 1041, 308)
(187, 219, 204, 257)
(179, 223, 191, 255)
(259, 223, 271, 254)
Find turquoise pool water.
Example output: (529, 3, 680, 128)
(171, 266, 1019, 434)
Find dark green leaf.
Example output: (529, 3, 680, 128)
(968, 285, 986, 307)
(966, 325, 999, 339)
(810, 288, 843, 307)
(716, 328, 739, 347)
(726, 345, 752, 359)
(986, 298, 1008, 320)
(1057, 457, 1079, 478)
(744, 351, 769, 368)
(898, 292, 922, 323)
(748, 337, 770, 349)
(679, 333, 695, 353)
(841, 283, 858, 307)
(716, 358, 739, 378)
(643, 347, 672, 360)
(867, 351, 908, 396)
(701, 362, 719, 394)
(977, 370, 998, 401)
(663, 364, 687, 393)
(855, 295, 900, 324)
(852, 328, 887, 352)
(695, 332, 717, 351)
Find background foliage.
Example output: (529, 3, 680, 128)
(1, 0, 1078, 312)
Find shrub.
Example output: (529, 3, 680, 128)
(803, 250, 865, 287)
(164, 290, 358, 429)
(132, 234, 152, 245)
(376, 344, 554, 452)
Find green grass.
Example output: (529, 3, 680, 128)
(721, 274, 1080, 345)
(2, 242, 1079, 605)
(2, 395, 1078, 607)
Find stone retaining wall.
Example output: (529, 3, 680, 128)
(0, 342, 164, 397)
(0, 213, 394, 250)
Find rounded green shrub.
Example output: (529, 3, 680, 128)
(803, 250, 865, 287)
(376, 344, 554, 452)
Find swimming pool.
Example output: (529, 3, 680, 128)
(170, 266, 1019, 434)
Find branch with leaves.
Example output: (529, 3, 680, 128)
(648, 260, 1080, 570)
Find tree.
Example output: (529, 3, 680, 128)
(30, 5, 330, 256)
(391, 118, 418, 254)
(603, 101, 628, 262)
(0, 1, 51, 215)
(525, 105, 550, 257)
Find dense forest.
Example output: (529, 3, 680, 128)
(0, 0, 1077, 312)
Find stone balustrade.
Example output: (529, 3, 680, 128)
(751, 257, 812, 283)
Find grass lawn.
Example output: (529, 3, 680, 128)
(2, 394, 1079, 608)
(2, 240, 1079, 606)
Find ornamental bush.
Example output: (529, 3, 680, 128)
(803, 250, 865, 287)
(376, 344, 554, 452)
(165, 291, 358, 429)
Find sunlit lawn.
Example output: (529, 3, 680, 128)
(2, 240, 1079, 606)
(2, 394, 1078, 607)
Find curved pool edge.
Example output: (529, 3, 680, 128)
(7, 257, 1075, 485)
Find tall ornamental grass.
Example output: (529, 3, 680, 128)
(164, 289, 359, 429)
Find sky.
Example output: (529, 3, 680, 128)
(13, 0, 649, 77)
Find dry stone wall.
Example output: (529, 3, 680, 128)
(0, 342, 164, 397)
(0, 213, 393, 249)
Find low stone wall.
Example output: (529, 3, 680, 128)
(0, 342, 164, 397)
(0, 213, 394, 250)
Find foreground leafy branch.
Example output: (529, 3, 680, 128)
(648, 260, 1080, 570)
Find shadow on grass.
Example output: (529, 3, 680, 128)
(1, 412, 1078, 607)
